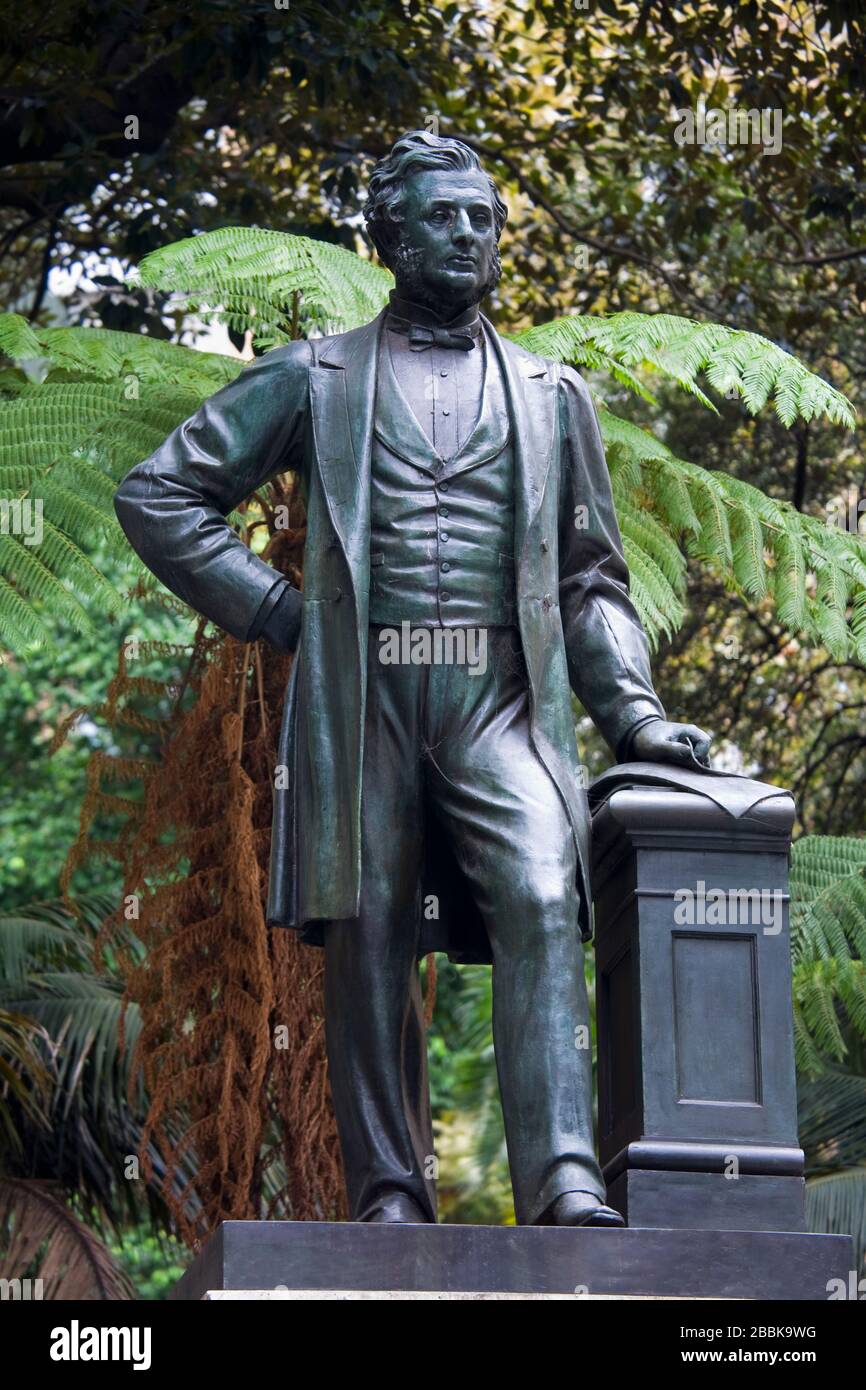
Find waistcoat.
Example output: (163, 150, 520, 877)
(369, 327, 516, 627)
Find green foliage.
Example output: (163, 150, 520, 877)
(515, 312, 856, 428)
(789, 836, 866, 1074)
(0, 541, 196, 909)
(0, 894, 144, 1132)
(109, 1224, 187, 1300)
(134, 227, 395, 347)
(2, 315, 241, 391)
(427, 962, 511, 1224)
(0, 1008, 50, 1152)
(805, 1168, 866, 1275)
(800, 1064, 866, 1174)
(0, 318, 242, 653)
(800, 1061, 866, 1269)
(514, 315, 864, 656)
(598, 409, 866, 657)
(0, 892, 189, 1250)
(0, 233, 859, 660)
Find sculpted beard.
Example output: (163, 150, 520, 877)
(392, 237, 502, 309)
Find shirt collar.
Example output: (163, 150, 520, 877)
(387, 291, 481, 335)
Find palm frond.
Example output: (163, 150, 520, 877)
(0, 1009, 51, 1149)
(0, 1178, 136, 1299)
(804, 1168, 866, 1275)
(0, 895, 143, 1121)
(799, 1065, 866, 1171)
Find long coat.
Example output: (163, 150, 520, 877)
(114, 308, 666, 963)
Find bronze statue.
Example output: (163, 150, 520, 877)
(114, 131, 712, 1228)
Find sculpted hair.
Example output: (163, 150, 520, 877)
(364, 131, 508, 269)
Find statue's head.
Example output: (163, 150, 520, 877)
(364, 131, 508, 315)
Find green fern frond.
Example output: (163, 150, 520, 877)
(621, 537, 686, 641)
(512, 318, 657, 401)
(0, 460, 49, 486)
(0, 319, 266, 653)
(793, 1007, 827, 1077)
(617, 502, 688, 591)
(0, 573, 50, 649)
(791, 835, 866, 892)
(33, 326, 241, 392)
(133, 228, 394, 345)
(680, 464, 734, 568)
(788, 835, 866, 1070)
(599, 405, 866, 655)
(38, 522, 125, 610)
(0, 537, 93, 633)
(796, 960, 849, 1060)
(851, 590, 866, 664)
(810, 561, 851, 660)
(729, 503, 768, 600)
(516, 310, 856, 429)
(771, 528, 808, 631)
(0, 312, 42, 362)
(0, 314, 241, 396)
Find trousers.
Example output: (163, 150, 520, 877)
(322, 624, 606, 1224)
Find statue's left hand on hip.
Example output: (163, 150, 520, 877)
(631, 719, 713, 768)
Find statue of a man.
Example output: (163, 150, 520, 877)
(114, 131, 712, 1228)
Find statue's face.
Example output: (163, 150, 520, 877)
(395, 169, 498, 312)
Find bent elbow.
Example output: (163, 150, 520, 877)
(113, 467, 153, 553)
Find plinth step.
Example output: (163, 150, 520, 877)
(204, 1289, 743, 1300)
(172, 1221, 854, 1302)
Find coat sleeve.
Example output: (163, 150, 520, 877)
(557, 362, 666, 759)
(113, 341, 311, 643)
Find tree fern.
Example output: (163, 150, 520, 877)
(132, 227, 395, 347)
(515, 311, 856, 428)
(0, 230, 859, 656)
(596, 405, 866, 654)
(0, 331, 232, 651)
(788, 836, 866, 1074)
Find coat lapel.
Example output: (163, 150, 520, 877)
(310, 309, 385, 570)
(485, 321, 558, 571)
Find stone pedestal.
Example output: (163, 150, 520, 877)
(170, 764, 855, 1304)
(590, 763, 806, 1233)
(171, 1220, 852, 1300)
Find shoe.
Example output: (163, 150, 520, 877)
(546, 1190, 626, 1228)
(359, 1191, 431, 1223)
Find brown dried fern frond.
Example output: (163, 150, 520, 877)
(60, 474, 345, 1247)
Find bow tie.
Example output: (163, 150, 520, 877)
(387, 317, 479, 352)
